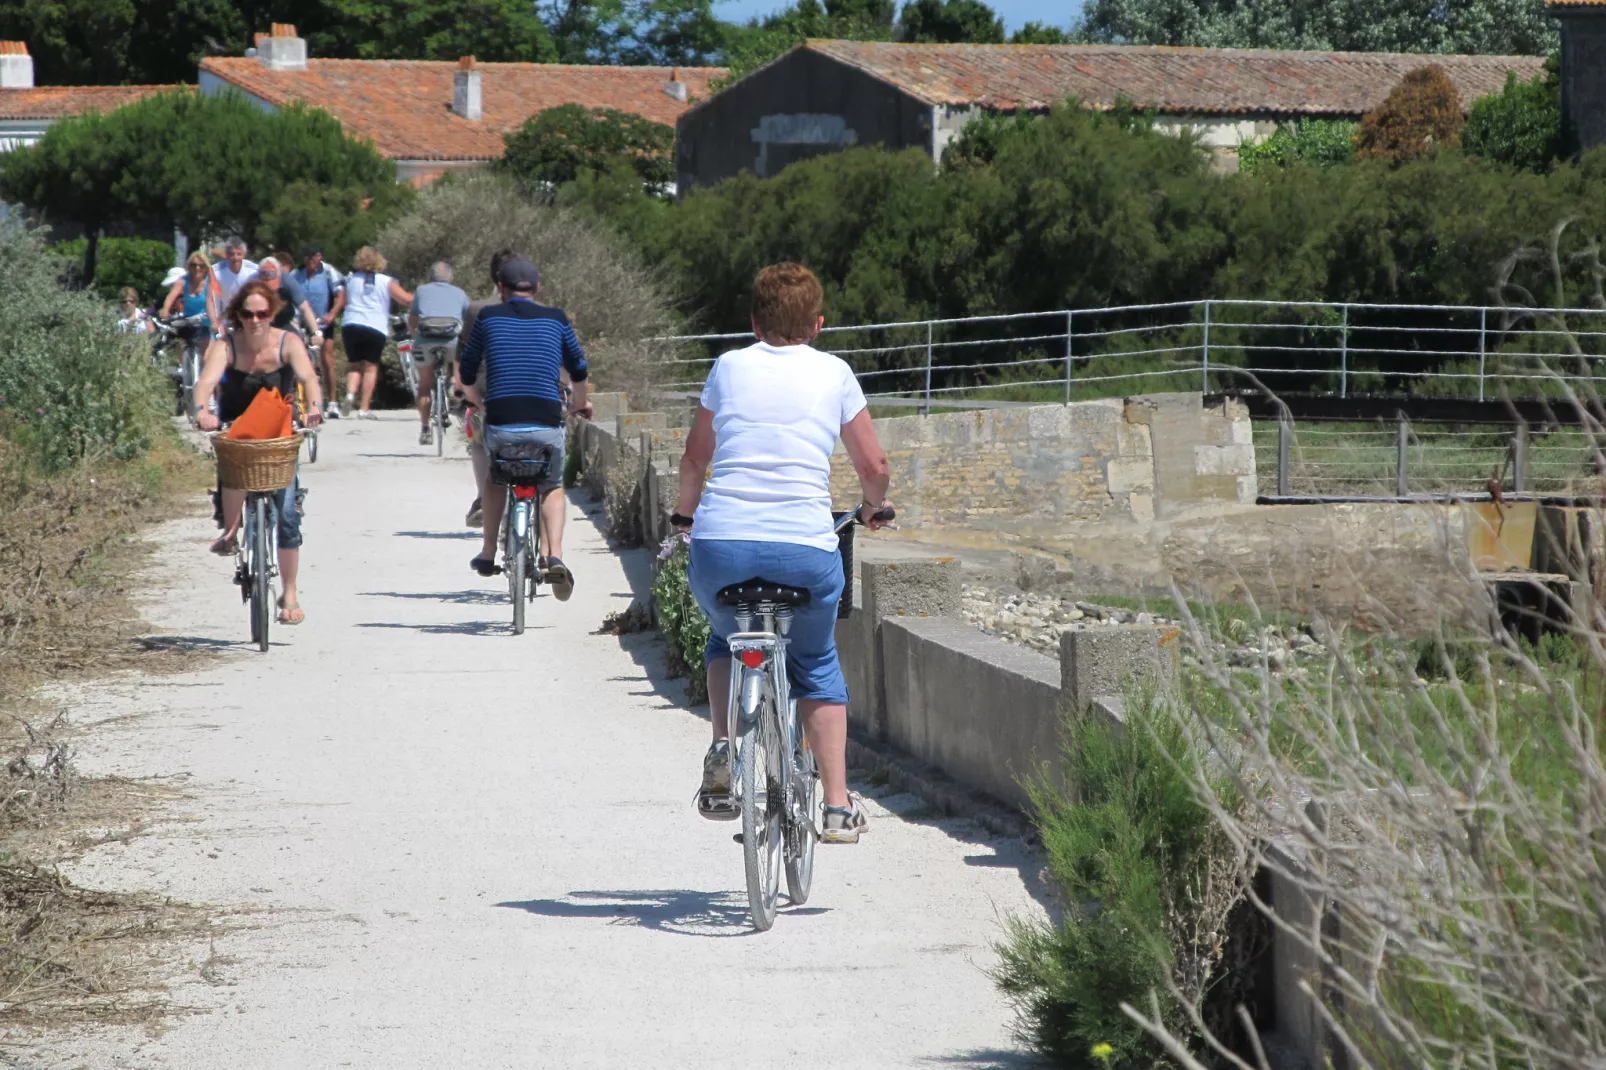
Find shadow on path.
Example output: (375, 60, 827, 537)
(920, 1050, 1042, 1068)
(496, 888, 826, 938)
(135, 635, 244, 653)
(357, 620, 531, 637)
(393, 530, 479, 541)
(360, 589, 507, 606)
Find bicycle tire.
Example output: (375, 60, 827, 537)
(433, 376, 446, 457)
(507, 495, 526, 635)
(741, 709, 782, 931)
(401, 348, 419, 400)
(784, 718, 818, 905)
(252, 497, 271, 652)
(305, 430, 319, 465)
(184, 347, 202, 421)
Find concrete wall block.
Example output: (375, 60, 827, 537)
(1228, 416, 1253, 446)
(1236, 474, 1258, 503)
(616, 412, 666, 439)
(1107, 457, 1156, 495)
(1129, 492, 1155, 524)
(1060, 624, 1180, 712)
(862, 559, 961, 621)
(1115, 416, 1154, 459)
(882, 616, 1063, 809)
(1195, 442, 1256, 477)
(1124, 398, 1157, 425)
(589, 392, 630, 422)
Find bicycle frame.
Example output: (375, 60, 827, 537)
(238, 490, 281, 652)
(726, 608, 809, 836)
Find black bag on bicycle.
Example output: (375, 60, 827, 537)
(490, 442, 552, 486)
(416, 316, 460, 340)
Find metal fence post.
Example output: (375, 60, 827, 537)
(1513, 421, 1529, 493)
(1064, 310, 1074, 406)
(1478, 306, 1488, 403)
(1396, 415, 1410, 497)
(922, 319, 933, 416)
(1339, 304, 1350, 399)
(1277, 412, 1291, 496)
(1201, 299, 1212, 393)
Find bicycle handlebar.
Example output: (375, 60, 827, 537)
(667, 507, 894, 533)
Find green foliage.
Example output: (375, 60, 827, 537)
(501, 105, 675, 191)
(1356, 65, 1464, 164)
(715, 0, 892, 88)
(258, 180, 409, 269)
(650, 537, 710, 701)
(1464, 61, 1562, 174)
(1236, 119, 1357, 174)
(0, 225, 162, 473)
(540, 0, 727, 65)
(1010, 20, 1071, 43)
(996, 694, 1240, 1065)
(897, 0, 1004, 42)
(52, 237, 175, 303)
(1071, 0, 1556, 56)
(312, 0, 557, 61)
(0, 89, 403, 260)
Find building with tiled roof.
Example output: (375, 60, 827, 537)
(200, 25, 724, 183)
(0, 43, 180, 152)
(675, 40, 1547, 190)
(1551, 0, 1606, 152)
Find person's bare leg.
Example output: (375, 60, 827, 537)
(538, 487, 566, 560)
(278, 548, 301, 617)
(479, 485, 505, 563)
(359, 364, 379, 412)
(801, 700, 849, 808)
(417, 366, 433, 427)
(344, 367, 361, 401)
(470, 441, 490, 494)
(319, 340, 337, 406)
(707, 658, 732, 740)
(219, 488, 245, 539)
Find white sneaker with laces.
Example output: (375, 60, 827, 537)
(821, 791, 870, 844)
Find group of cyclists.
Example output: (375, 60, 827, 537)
(170, 241, 893, 846)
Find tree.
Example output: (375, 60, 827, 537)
(715, 0, 892, 87)
(500, 104, 675, 191)
(538, 0, 727, 66)
(1463, 59, 1562, 174)
(1010, 21, 1071, 43)
(0, 107, 136, 281)
(1072, 0, 1556, 57)
(1355, 65, 1464, 164)
(309, 0, 556, 61)
(897, 0, 1004, 43)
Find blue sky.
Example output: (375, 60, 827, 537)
(711, 0, 1076, 34)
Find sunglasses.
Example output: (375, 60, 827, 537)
(238, 308, 272, 321)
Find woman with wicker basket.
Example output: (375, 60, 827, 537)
(194, 279, 324, 625)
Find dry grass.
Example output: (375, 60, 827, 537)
(0, 436, 217, 1029)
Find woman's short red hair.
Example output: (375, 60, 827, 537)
(751, 262, 823, 343)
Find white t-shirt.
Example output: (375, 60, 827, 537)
(212, 259, 258, 307)
(693, 341, 867, 552)
(342, 271, 394, 334)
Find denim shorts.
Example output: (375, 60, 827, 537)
(689, 538, 848, 705)
(213, 474, 302, 550)
(481, 423, 564, 493)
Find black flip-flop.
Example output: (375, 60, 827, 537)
(470, 555, 501, 577)
(543, 558, 575, 601)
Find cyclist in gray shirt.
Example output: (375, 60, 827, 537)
(409, 262, 471, 446)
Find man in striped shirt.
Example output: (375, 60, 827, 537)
(456, 258, 591, 600)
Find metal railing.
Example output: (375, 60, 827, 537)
(651, 299, 1606, 410)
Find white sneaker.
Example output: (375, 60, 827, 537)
(324, 402, 340, 420)
(358, 410, 377, 421)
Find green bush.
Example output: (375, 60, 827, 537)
(995, 693, 1248, 1066)
(1464, 64, 1563, 174)
(500, 104, 675, 192)
(1237, 119, 1357, 174)
(0, 225, 163, 473)
(1355, 65, 1464, 164)
(52, 237, 175, 304)
(651, 536, 711, 701)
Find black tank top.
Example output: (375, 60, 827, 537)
(218, 332, 295, 424)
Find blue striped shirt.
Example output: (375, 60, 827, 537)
(458, 296, 588, 428)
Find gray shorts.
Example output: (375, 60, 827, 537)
(482, 423, 564, 493)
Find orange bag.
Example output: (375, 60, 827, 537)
(226, 388, 294, 441)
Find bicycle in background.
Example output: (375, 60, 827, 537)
(152, 312, 210, 422)
(413, 316, 462, 457)
(391, 313, 418, 399)
(713, 506, 894, 931)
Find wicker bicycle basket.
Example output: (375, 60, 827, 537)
(213, 434, 303, 492)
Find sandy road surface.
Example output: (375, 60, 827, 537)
(30, 412, 1045, 1070)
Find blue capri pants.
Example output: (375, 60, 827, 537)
(688, 538, 849, 705)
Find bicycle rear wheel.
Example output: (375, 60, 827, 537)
(505, 494, 526, 635)
(433, 376, 446, 457)
(785, 711, 819, 905)
(251, 497, 271, 652)
(401, 348, 419, 400)
(741, 706, 783, 931)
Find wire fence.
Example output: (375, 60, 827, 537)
(1254, 421, 1606, 498)
(650, 299, 1606, 408)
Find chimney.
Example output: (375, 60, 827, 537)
(663, 66, 688, 103)
(0, 42, 33, 89)
(453, 56, 482, 121)
(257, 23, 307, 71)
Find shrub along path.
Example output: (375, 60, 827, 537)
(44, 411, 1043, 1068)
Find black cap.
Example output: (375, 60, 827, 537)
(497, 257, 540, 291)
(301, 244, 321, 258)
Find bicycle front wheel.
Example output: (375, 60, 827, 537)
(251, 497, 271, 652)
(741, 708, 783, 932)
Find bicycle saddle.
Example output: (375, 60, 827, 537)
(716, 578, 811, 608)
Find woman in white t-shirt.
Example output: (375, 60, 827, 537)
(339, 245, 412, 419)
(675, 263, 893, 845)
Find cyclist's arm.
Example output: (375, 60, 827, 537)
(192, 338, 231, 430)
(840, 409, 892, 524)
(282, 332, 324, 419)
(160, 282, 181, 318)
(206, 286, 221, 329)
(388, 279, 413, 306)
(326, 284, 347, 326)
(296, 299, 320, 338)
(675, 405, 716, 520)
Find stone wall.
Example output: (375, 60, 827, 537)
(828, 392, 1255, 530)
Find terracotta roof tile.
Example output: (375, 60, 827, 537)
(0, 84, 182, 120)
(804, 41, 1545, 117)
(201, 58, 723, 161)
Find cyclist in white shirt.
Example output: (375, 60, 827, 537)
(339, 245, 413, 419)
(212, 238, 258, 312)
(675, 263, 893, 844)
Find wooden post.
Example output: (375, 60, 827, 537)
(1396, 414, 1409, 498)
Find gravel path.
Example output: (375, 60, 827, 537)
(35, 412, 1044, 1070)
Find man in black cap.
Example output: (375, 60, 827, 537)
(455, 257, 592, 600)
(292, 245, 346, 420)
